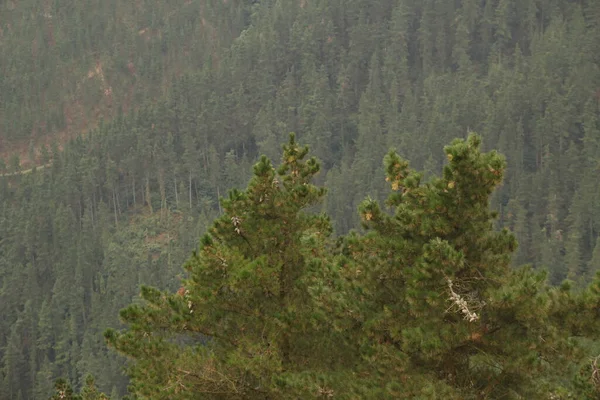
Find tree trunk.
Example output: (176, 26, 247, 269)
(112, 189, 118, 227)
(174, 176, 179, 207)
(189, 171, 192, 209)
(158, 168, 166, 219)
(116, 190, 122, 216)
(146, 174, 153, 214)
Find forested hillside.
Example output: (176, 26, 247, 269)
(1, 0, 600, 398)
(0, 0, 246, 161)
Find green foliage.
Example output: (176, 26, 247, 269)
(106, 135, 353, 399)
(341, 135, 589, 397)
(49, 375, 110, 400)
(103, 135, 600, 398)
(2, 0, 600, 397)
(0, 0, 248, 146)
(50, 379, 80, 400)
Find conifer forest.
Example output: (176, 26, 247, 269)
(2, 0, 600, 398)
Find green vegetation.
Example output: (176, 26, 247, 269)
(0, 0, 246, 149)
(49, 375, 109, 400)
(108, 134, 600, 398)
(0, 0, 599, 398)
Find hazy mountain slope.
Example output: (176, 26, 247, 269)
(0, 0, 247, 166)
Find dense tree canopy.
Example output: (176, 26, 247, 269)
(0, 0, 599, 398)
(106, 135, 354, 398)
(105, 135, 600, 399)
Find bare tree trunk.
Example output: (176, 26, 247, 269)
(158, 168, 166, 219)
(194, 180, 200, 205)
(116, 190, 122, 216)
(90, 199, 95, 228)
(174, 176, 179, 207)
(79, 198, 83, 228)
(132, 176, 136, 205)
(146, 174, 153, 214)
(189, 171, 192, 209)
(112, 189, 118, 227)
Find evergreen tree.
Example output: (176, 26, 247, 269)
(345, 134, 600, 398)
(105, 135, 351, 399)
(3, 1, 600, 396)
(49, 375, 109, 400)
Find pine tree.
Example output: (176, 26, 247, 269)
(345, 133, 600, 398)
(80, 374, 110, 400)
(105, 135, 351, 399)
(49, 375, 109, 400)
(35, 356, 55, 399)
